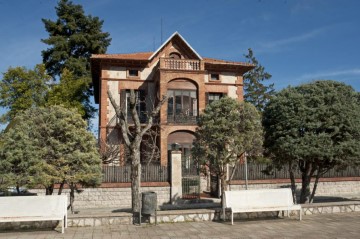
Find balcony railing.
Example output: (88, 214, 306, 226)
(160, 58, 202, 71)
(167, 113, 198, 124)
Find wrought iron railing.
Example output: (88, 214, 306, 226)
(167, 113, 197, 124)
(231, 163, 360, 181)
(102, 164, 169, 183)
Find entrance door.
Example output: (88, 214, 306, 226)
(181, 146, 200, 199)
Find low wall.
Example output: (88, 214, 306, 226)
(29, 184, 171, 209)
(25, 179, 360, 209)
(229, 178, 360, 198)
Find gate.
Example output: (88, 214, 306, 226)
(182, 155, 200, 199)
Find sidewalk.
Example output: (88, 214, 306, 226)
(1, 212, 359, 238)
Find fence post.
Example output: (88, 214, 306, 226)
(170, 150, 182, 204)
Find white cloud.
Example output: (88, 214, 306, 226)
(295, 68, 360, 82)
(260, 27, 328, 49)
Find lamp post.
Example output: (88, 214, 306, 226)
(244, 152, 248, 190)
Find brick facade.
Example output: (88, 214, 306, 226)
(91, 32, 254, 167)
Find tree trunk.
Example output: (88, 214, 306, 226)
(220, 167, 228, 209)
(288, 161, 297, 204)
(131, 147, 142, 224)
(300, 162, 312, 203)
(309, 168, 321, 203)
(68, 183, 75, 214)
(46, 184, 54, 195)
(58, 180, 65, 195)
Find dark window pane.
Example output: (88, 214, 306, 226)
(129, 69, 139, 77)
(210, 73, 219, 80)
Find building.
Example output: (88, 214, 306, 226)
(91, 31, 253, 162)
(90, 32, 254, 200)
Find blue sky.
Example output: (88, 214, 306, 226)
(0, 0, 359, 132)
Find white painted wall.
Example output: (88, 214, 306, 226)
(228, 86, 238, 99)
(141, 60, 158, 80)
(107, 81, 119, 126)
(221, 72, 237, 84)
(204, 74, 209, 83)
(107, 66, 126, 79)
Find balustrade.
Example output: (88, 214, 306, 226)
(161, 58, 201, 71)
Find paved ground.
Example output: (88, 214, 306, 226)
(1, 212, 359, 239)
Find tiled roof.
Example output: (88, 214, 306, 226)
(91, 52, 153, 60)
(91, 52, 254, 67)
(203, 57, 254, 66)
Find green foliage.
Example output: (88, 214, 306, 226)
(0, 64, 51, 123)
(46, 69, 93, 119)
(244, 48, 275, 112)
(0, 106, 102, 192)
(263, 80, 360, 202)
(192, 97, 263, 200)
(41, 0, 111, 119)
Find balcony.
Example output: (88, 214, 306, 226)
(167, 112, 198, 125)
(160, 58, 203, 71)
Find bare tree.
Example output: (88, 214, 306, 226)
(141, 127, 161, 165)
(99, 136, 121, 165)
(107, 89, 166, 222)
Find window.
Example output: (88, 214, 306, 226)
(120, 90, 146, 123)
(167, 90, 197, 123)
(210, 73, 220, 81)
(207, 93, 223, 105)
(169, 52, 181, 59)
(128, 69, 139, 77)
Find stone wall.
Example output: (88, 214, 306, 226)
(229, 180, 360, 198)
(29, 186, 170, 209)
(27, 180, 360, 210)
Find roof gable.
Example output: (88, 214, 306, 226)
(148, 32, 202, 61)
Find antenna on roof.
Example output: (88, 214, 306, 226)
(160, 17, 163, 45)
(153, 36, 155, 51)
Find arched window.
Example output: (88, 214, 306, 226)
(169, 52, 181, 59)
(167, 79, 198, 123)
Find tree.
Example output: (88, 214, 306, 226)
(263, 80, 360, 203)
(192, 97, 263, 206)
(107, 89, 166, 222)
(0, 64, 51, 123)
(243, 48, 275, 112)
(46, 69, 93, 119)
(42, 0, 111, 119)
(0, 106, 102, 211)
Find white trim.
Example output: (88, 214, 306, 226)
(148, 32, 202, 60)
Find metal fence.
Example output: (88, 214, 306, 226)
(102, 164, 169, 183)
(231, 163, 360, 181)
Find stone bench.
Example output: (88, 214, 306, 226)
(0, 195, 67, 233)
(223, 188, 302, 224)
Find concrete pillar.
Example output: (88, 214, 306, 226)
(170, 150, 182, 204)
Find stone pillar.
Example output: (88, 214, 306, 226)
(170, 150, 182, 204)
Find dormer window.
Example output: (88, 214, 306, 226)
(169, 52, 181, 59)
(128, 69, 139, 77)
(210, 73, 220, 81)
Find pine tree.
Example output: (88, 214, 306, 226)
(243, 48, 274, 112)
(0, 106, 102, 207)
(263, 80, 360, 203)
(41, 0, 111, 120)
